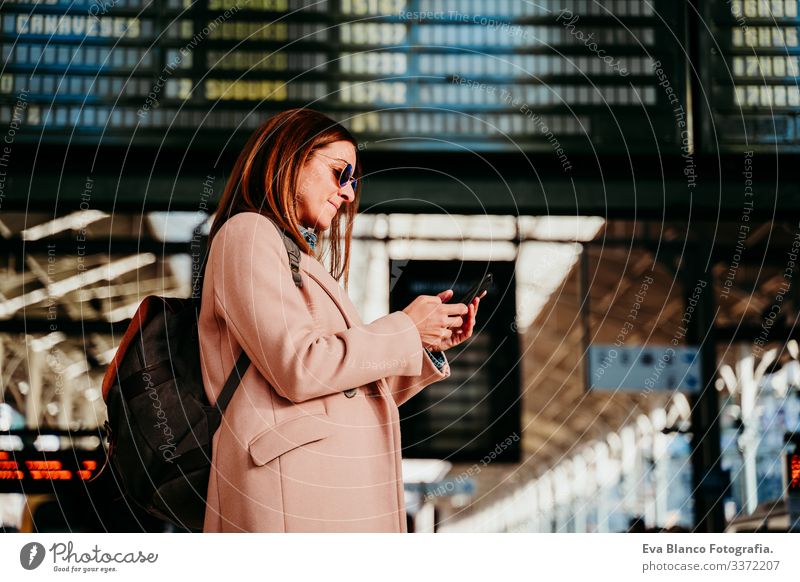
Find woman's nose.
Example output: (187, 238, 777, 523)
(339, 183, 356, 203)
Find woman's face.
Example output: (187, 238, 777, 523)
(295, 140, 357, 231)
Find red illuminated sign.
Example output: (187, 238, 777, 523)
(790, 453, 800, 492)
(0, 450, 103, 492)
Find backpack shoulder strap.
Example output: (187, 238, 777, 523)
(264, 215, 304, 290)
(215, 214, 304, 413)
(214, 348, 252, 412)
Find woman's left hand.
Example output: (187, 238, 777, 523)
(431, 289, 484, 352)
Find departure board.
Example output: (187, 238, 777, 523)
(389, 260, 520, 463)
(704, 0, 800, 152)
(0, 0, 687, 154)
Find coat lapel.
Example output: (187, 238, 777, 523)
(298, 253, 395, 400)
(299, 253, 358, 328)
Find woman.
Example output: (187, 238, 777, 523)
(198, 108, 483, 532)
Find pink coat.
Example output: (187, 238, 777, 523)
(198, 211, 451, 532)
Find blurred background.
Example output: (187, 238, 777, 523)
(1, 0, 800, 533)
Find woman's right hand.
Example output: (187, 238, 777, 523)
(402, 290, 468, 351)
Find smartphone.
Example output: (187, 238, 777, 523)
(455, 272, 493, 305)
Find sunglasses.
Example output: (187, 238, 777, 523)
(315, 151, 358, 192)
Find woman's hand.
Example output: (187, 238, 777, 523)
(402, 289, 484, 352)
(434, 289, 484, 351)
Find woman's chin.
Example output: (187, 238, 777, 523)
(311, 219, 331, 231)
(308, 221, 330, 232)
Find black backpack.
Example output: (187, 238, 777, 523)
(101, 215, 304, 531)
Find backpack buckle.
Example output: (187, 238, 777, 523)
(102, 420, 113, 445)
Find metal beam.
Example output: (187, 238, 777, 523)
(716, 322, 800, 343)
(0, 254, 156, 318)
(0, 237, 194, 256)
(685, 238, 727, 533)
(0, 318, 128, 335)
(5, 149, 799, 218)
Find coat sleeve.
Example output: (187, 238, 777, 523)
(211, 212, 426, 404)
(383, 346, 450, 408)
